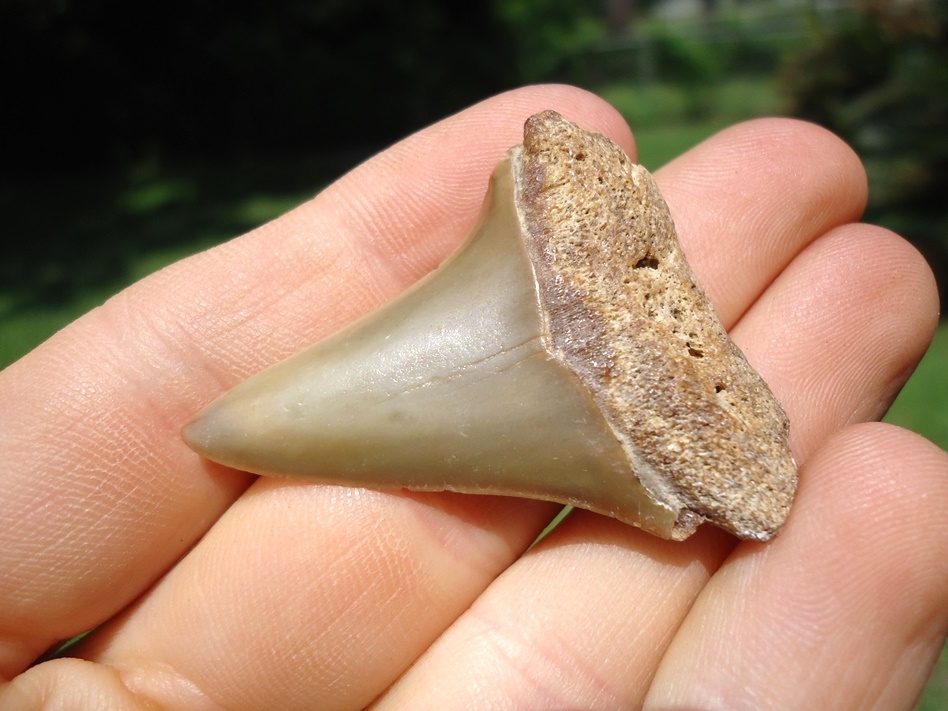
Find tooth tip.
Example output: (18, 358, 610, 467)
(182, 404, 235, 461)
(181, 412, 210, 453)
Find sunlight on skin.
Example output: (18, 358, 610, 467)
(1, 85, 945, 711)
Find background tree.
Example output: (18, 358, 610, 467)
(782, 0, 948, 306)
(2, 0, 520, 175)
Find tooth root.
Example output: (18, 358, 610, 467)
(183, 111, 798, 541)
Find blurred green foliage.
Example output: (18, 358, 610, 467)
(885, 322, 948, 450)
(0, 158, 328, 368)
(781, 0, 948, 307)
(492, 0, 603, 82)
(2, 0, 519, 175)
(2, 0, 522, 311)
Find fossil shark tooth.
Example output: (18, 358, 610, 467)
(183, 110, 797, 541)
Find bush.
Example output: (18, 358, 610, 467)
(781, 0, 948, 306)
(1, 0, 520, 177)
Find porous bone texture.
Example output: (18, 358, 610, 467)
(513, 110, 797, 540)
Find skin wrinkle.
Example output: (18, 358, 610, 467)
(538, 624, 643, 708)
(374, 520, 730, 711)
(323, 127, 503, 295)
(523, 613, 623, 706)
(263, 214, 375, 324)
(4, 431, 159, 614)
(311, 193, 423, 321)
(332, 171, 463, 289)
(111, 659, 226, 711)
(97, 311, 205, 443)
(400, 492, 557, 584)
(464, 605, 590, 710)
(105, 490, 360, 703)
(0, 296, 252, 671)
(93, 481, 547, 711)
(180, 224, 373, 379)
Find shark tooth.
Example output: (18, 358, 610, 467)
(183, 110, 797, 541)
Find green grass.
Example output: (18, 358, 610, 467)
(919, 645, 948, 711)
(884, 324, 948, 450)
(0, 157, 345, 369)
(598, 75, 786, 169)
(888, 327, 948, 711)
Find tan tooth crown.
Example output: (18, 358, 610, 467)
(183, 110, 798, 541)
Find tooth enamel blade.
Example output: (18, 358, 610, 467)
(184, 111, 798, 541)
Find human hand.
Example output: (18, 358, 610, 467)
(1, 85, 945, 710)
